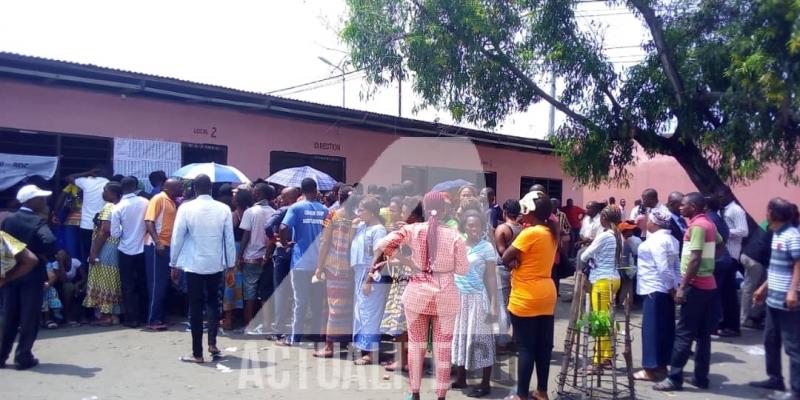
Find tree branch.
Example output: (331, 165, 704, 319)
(408, 0, 596, 129)
(629, 0, 686, 107)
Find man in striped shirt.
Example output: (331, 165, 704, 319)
(654, 192, 722, 392)
(750, 198, 800, 400)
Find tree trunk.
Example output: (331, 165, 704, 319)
(666, 139, 760, 230)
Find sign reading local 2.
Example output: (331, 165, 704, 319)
(0, 153, 59, 190)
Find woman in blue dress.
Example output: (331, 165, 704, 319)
(352, 196, 389, 365)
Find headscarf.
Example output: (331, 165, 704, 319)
(422, 191, 448, 272)
(649, 208, 672, 229)
(519, 190, 545, 215)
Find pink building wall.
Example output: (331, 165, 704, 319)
(582, 152, 800, 218)
(0, 79, 580, 203)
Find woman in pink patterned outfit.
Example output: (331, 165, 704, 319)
(371, 191, 469, 400)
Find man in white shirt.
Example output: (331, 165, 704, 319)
(719, 188, 749, 261)
(111, 176, 149, 327)
(66, 167, 111, 266)
(171, 175, 235, 363)
(237, 183, 277, 327)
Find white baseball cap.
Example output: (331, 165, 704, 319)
(16, 184, 52, 204)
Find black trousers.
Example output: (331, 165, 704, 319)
(510, 313, 554, 395)
(764, 306, 800, 397)
(187, 271, 222, 358)
(714, 257, 741, 333)
(118, 252, 147, 323)
(78, 228, 94, 267)
(668, 286, 720, 386)
(0, 271, 42, 366)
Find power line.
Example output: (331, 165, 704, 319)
(276, 71, 367, 97)
(267, 69, 364, 94)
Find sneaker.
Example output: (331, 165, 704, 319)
(767, 392, 798, 400)
(749, 379, 786, 391)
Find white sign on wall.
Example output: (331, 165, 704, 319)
(113, 138, 181, 191)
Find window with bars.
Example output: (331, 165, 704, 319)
(0, 129, 112, 209)
(519, 176, 563, 201)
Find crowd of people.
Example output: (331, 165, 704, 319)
(0, 165, 798, 400)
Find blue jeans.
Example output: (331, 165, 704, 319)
(289, 269, 324, 343)
(764, 306, 800, 397)
(642, 291, 675, 369)
(144, 245, 170, 325)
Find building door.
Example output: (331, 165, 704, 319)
(269, 151, 346, 184)
(401, 165, 495, 194)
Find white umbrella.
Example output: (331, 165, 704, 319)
(172, 162, 251, 184)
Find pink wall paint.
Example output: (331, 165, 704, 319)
(0, 79, 581, 203)
(582, 152, 800, 218)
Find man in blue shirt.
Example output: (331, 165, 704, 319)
(277, 178, 328, 346)
(750, 198, 800, 400)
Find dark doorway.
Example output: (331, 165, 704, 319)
(269, 151, 346, 183)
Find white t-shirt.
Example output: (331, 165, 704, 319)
(239, 202, 276, 261)
(75, 177, 110, 230)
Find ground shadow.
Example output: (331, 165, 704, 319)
(197, 354, 275, 371)
(25, 363, 102, 378)
(710, 351, 746, 364)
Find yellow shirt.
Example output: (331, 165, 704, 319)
(1, 231, 27, 278)
(508, 225, 558, 317)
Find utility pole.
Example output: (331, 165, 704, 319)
(398, 79, 402, 117)
(548, 69, 556, 136)
(318, 56, 349, 108)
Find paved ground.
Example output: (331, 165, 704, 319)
(0, 278, 791, 400)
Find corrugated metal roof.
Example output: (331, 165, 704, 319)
(0, 51, 553, 153)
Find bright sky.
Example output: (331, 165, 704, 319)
(0, 0, 649, 139)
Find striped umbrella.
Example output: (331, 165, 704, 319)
(266, 166, 337, 190)
(171, 162, 251, 184)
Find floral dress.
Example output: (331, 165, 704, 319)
(83, 203, 122, 315)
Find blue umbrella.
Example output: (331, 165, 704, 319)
(266, 166, 337, 190)
(171, 162, 250, 183)
(431, 178, 473, 193)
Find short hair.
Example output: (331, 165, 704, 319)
(149, 170, 167, 184)
(768, 197, 794, 222)
(502, 199, 522, 219)
(301, 178, 318, 194)
(642, 188, 658, 199)
(459, 209, 486, 232)
(530, 184, 546, 193)
(120, 176, 138, 192)
(608, 196, 616, 204)
(254, 183, 276, 201)
(217, 183, 233, 197)
(389, 196, 403, 206)
(111, 174, 125, 183)
(104, 181, 123, 198)
(684, 192, 706, 210)
(193, 174, 213, 194)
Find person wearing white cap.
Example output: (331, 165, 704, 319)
(0, 184, 57, 370)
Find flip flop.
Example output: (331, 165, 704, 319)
(209, 347, 222, 357)
(354, 357, 373, 365)
(653, 378, 682, 391)
(45, 320, 58, 329)
(312, 351, 334, 358)
(633, 370, 655, 381)
(179, 355, 205, 364)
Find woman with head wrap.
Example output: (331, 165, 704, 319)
(579, 205, 623, 369)
(500, 191, 559, 400)
(632, 208, 681, 381)
(371, 191, 469, 400)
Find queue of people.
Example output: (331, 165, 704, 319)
(0, 168, 798, 400)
